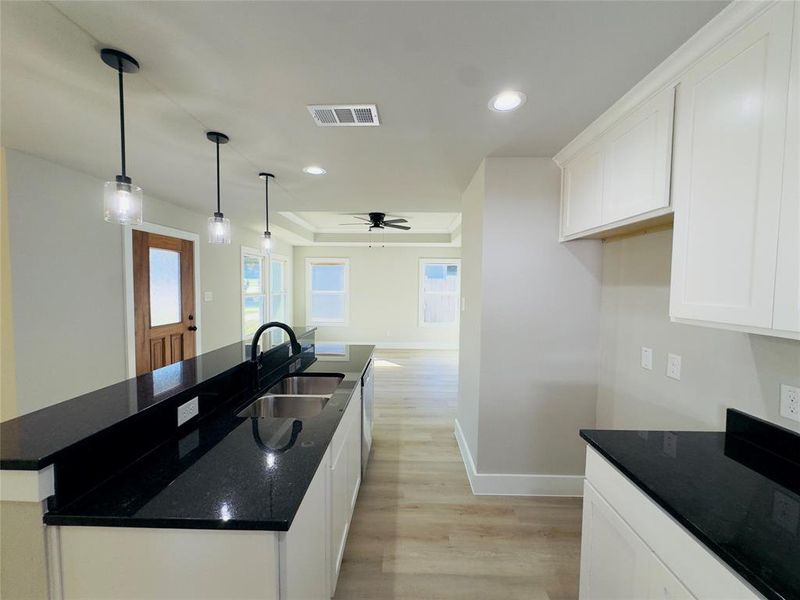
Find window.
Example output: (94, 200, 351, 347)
(241, 248, 267, 338)
(419, 259, 461, 326)
(306, 258, 349, 325)
(270, 256, 289, 322)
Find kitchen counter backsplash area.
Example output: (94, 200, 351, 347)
(1, 327, 316, 509)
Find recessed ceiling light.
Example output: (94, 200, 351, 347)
(303, 166, 326, 175)
(489, 91, 527, 112)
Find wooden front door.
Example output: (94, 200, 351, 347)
(132, 230, 196, 375)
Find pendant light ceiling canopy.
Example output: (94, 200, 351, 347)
(207, 131, 231, 245)
(259, 172, 275, 253)
(101, 48, 143, 225)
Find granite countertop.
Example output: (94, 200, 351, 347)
(581, 420, 800, 600)
(0, 328, 316, 470)
(43, 344, 374, 532)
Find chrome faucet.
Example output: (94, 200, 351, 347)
(250, 322, 302, 365)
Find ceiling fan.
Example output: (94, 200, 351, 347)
(339, 212, 411, 231)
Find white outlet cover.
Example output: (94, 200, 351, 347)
(204, 291, 214, 302)
(780, 384, 800, 423)
(641, 347, 653, 370)
(177, 397, 199, 427)
(666, 353, 682, 380)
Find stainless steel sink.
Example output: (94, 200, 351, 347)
(238, 395, 329, 419)
(265, 374, 344, 396)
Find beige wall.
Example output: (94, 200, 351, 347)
(0, 148, 18, 421)
(456, 161, 484, 457)
(458, 157, 602, 476)
(598, 228, 800, 433)
(5, 150, 293, 417)
(292, 245, 461, 348)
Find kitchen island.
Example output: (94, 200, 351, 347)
(1, 330, 374, 599)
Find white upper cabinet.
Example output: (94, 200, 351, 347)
(562, 144, 604, 237)
(669, 1, 797, 336)
(601, 87, 674, 225)
(558, 86, 675, 240)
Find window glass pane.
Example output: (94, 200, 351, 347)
(424, 263, 458, 293)
(243, 295, 265, 337)
(270, 260, 284, 292)
(423, 293, 458, 324)
(311, 264, 344, 292)
(271, 293, 285, 321)
(149, 248, 182, 326)
(311, 293, 345, 321)
(243, 255, 263, 294)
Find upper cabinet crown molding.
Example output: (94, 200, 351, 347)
(554, 1, 778, 168)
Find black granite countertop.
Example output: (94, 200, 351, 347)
(43, 344, 374, 532)
(581, 413, 800, 600)
(0, 328, 316, 470)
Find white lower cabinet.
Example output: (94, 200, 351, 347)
(580, 481, 693, 600)
(580, 447, 759, 600)
(330, 384, 362, 596)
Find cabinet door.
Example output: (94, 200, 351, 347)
(773, 1, 800, 334)
(562, 145, 604, 237)
(347, 386, 362, 512)
(330, 420, 349, 594)
(580, 482, 650, 599)
(646, 553, 695, 600)
(602, 87, 674, 225)
(670, 2, 794, 327)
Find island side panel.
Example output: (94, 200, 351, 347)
(56, 526, 280, 599)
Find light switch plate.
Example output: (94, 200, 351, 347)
(641, 347, 653, 370)
(780, 384, 800, 423)
(177, 397, 199, 427)
(204, 291, 214, 302)
(666, 353, 681, 380)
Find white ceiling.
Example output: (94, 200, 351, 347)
(1, 0, 727, 234)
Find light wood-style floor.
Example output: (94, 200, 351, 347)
(334, 350, 582, 600)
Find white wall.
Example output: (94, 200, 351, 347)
(292, 245, 461, 348)
(6, 149, 293, 417)
(598, 228, 800, 433)
(457, 157, 602, 484)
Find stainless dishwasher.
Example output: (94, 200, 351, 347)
(361, 359, 374, 477)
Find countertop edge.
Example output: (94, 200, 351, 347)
(579, 430, 781, 600)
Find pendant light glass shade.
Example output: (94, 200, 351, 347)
(261, 231, 272, 253)
(104, 179, 143, 224)
(208, 212, 231, 245)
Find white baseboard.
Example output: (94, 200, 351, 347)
(454, 419, 584, 497)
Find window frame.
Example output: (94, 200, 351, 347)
(418, 258, 462, 328)
(241, 247, 268, 340)
(305, 257, 350, 327)
(269, 253, 290, 323)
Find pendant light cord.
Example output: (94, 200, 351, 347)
(118, 68, 127, 179)
(265, 177, 269, 232)
(216, 140, 221, 214)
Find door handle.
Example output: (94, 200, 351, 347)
(188, 325, 198, 331)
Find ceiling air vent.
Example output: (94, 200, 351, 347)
(307, 104, 380, 127)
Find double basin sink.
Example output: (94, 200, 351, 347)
(238, 374, 345, 419)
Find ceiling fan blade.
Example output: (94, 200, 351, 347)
(383, 218, 408, 224)
(338, 223, 368, 226)
(353, 216, 372, 222)
(382, 223, 411, 230)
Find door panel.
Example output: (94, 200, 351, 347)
(133, 230, 196, 375)
(562, 146, 604, 236)
(669, 2, 793, 327)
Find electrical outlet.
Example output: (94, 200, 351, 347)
(662, 432, 678, 458)
(780, 384, 800, 423)
(641, 347, 653, 370)
(177, 397, 199, 427)
(666, 353, 682, 380)
(204, 291, 213, 302)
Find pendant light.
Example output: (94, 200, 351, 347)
(206, 131, 231, 244)
(259, 172, 275, 253)
(100, 48, 143, 225)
